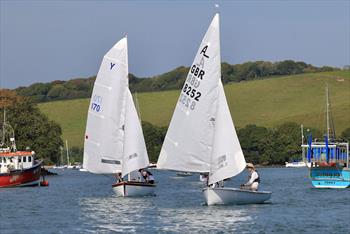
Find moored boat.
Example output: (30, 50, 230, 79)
(176, 172, 192, 177)
(302, 87, 350, 188)
(285, 161, 311, 168)
(0, 114, 42, 188)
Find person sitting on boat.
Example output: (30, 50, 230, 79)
(139, 169, 155, 184)
(115, 172, 123, 183)
(240, 163, 260, 191)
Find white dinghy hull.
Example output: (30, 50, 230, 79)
(112, 181, 156, 197)
(203, 187, 271, 206)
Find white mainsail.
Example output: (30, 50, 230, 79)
(157, 13, 246, 183)
(84, 37, 148, 175)
(157, 13, 221, 172)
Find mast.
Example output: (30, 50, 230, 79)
(301, 124, 304, 145)
(1, 109, 5, 146)
(325, 86, 336, 141)
(66, 139, 70, 166)
(326, 86, 330, 140)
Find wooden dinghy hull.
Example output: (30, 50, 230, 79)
(112, 181, 156, 197)
(203, 187, 272, 206)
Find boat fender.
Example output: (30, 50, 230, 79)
(40, 180, 49, 186)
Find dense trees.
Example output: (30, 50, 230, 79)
(1, 88, 347, 166)
(15, 60, 339, 102)
(0, 90, 63, 164)
(341, 128, 350, 143)
(141, 121, 167, 162)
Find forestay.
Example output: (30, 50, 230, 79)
(83, 38, 128, 173)
(157, 13, 246, 184)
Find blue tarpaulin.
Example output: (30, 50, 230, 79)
(307, 134, 312, 162)
(325, 136, 329, 162)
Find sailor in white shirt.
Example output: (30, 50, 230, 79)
(241, 163, 260, 191)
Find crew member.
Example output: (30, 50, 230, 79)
(139, 169, 155, 184)
(115, 172, 123, 183)
(241, 163, 260, 191)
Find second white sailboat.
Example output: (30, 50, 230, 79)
(157, 13, 271, 205)
(83, 37, 155, 197)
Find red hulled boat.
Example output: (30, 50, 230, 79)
(0, 112, 42, 187)
(0, 151, 42, 187)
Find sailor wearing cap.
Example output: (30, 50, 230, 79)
(241, 163, 260, 191)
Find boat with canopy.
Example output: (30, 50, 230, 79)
(302, 87, 349, 188)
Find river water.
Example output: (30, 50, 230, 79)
(0, 168, 349, 233)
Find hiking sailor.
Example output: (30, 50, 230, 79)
(139, 169, 155, 184)
(241, 163, 260, 191)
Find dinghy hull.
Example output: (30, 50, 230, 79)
(112, 181, 156, 197)
(203, 187, 272, 205)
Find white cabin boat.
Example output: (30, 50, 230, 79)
(285, 161, 311, 168)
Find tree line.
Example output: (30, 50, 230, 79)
(2, 89, 349, 166)
(0, 90, 63, 164)
(15, 60, 339, 102)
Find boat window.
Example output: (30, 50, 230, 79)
(23, 156, 27, 162)
(0, 157, 2, 163)
(18, 157, 21, 163)
(28, 156, 32, 162)
(3, 158, 6, 163)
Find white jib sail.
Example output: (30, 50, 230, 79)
(208, 81, 246, 185)
(83, 37, 128, 173)
(121, 89, 149, 178)
(157, 14, 221, 172)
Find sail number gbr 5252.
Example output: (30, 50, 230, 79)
(179, 44, 209, 111)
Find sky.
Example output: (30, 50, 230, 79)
(0, 0, 349, 89)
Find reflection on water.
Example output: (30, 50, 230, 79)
(1, 168, 349, 233)
(158, 206, 252, 233)
(80, 196, 159, 233)
(80, 194, 253, 233)
(79, 171, 256, 233)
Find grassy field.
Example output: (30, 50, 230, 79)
(39, 71, 350, 148)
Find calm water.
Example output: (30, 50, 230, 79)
(1, 168, 349, 233)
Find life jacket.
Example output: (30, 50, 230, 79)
(253, 171, 260, 183)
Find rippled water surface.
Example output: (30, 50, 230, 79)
(1, 168, 349, 233)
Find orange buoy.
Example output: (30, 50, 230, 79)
(40, 180, 49, 186)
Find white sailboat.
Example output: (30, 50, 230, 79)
(83, 36, 155, 197)
(157, 13, 271, 205)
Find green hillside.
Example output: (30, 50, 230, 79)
(39, 71, 350, 148)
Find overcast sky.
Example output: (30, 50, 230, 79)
(1, 0, 349, 89)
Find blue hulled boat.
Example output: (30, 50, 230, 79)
(301, 87, 349, 189)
